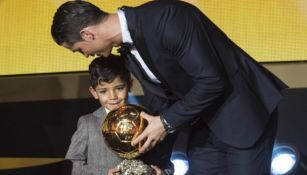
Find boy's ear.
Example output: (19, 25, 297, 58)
(80, 28, 95, 41)
(89, 87, 99, 99)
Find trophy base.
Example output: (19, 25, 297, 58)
(115, 159, 154, 175)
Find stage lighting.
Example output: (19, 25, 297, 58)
(271, 144, 299, 175)
(171, 153, 189, 175)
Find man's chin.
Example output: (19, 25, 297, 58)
(100, 50, 113, 58)
(98, 53, 108, 58)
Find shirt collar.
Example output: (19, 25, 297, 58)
(117, 9, 133, 44)
(104, 107, 110, 114)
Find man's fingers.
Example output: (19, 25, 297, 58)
(140, 111, 150, 121)
(151, 165, 162, 175)
(131, 131, 146, 146)
(132, 112, 163, 152)
(139, 136, 158, 153)
(139, 137, 151, 153)
(131, 112, 152, 146)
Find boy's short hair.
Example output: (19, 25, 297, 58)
(89, 55, 131, 88)
(51, 1, 108, 46)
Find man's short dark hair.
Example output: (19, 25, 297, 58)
(89, 55, 131, 88)
(51, 1, 108, 46)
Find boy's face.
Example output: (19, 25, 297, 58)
(89, 76, 130, 111)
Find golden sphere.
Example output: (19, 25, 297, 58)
(101, 104, 147, 159)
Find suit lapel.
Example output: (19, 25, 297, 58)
(93, 107, 107, 126)
(124, 51, 170, 98)
(122, 7, 177, 100)
(124, 7, 165, 85)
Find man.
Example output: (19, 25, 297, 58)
(51, 1, 288, 174)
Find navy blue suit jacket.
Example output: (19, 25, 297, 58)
(122, 0, 288, 148)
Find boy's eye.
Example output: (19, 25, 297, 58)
(116, 86, 125, 91)
(98, 90, 106, 94)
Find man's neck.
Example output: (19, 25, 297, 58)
(101, 13, 122, 47)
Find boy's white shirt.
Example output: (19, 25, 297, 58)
(105, 107, 110, 114)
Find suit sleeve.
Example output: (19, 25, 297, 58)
(65, 117, 97, 175)
(158, 5, 230, 128)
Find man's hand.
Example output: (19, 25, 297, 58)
(151, 165, 165, 175)
(131, 112, 167, 153)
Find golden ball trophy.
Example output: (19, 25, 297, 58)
(101, 104, 155, 175)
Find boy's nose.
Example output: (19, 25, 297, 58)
(109, 91, 117, 99)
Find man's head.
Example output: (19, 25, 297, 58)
(89, 55, 132, 111)
(51, 1, 121, 57)
(51, 1, 107, 46)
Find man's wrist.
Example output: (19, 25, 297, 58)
(160, 115, 176, 134)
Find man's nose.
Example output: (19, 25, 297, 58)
(83, 53, 90, 58)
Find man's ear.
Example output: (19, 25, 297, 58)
(89, 86, 98, 99)
(80, 28, 95, 41)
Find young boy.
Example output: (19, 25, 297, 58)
(65, 55, 166, 175)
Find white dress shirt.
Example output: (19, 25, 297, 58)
(117, 10, 161, 83)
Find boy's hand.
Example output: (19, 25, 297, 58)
(131, 112, 167, 153)
(107, 167, 120, 175)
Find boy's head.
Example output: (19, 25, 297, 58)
(89, 55, 132, 111)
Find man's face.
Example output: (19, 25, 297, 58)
(62, 38, 113, 58)
(89, 76, 129, 111)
